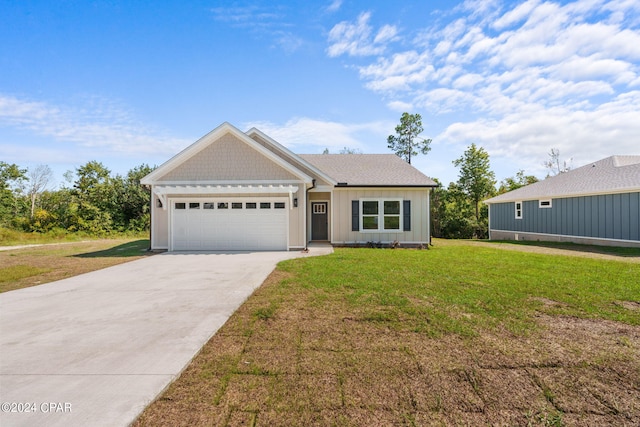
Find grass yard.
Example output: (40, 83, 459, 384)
(135, 240, 640, 427)
(0, 239, 151, 293)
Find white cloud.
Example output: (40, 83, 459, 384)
(210, 6, 283, 25)
(415, 88, 481, 113)
(326, 0, 640, 178)
(210, 5, 305, 54)
(0, 94, 189, 157)
(437, 91, 640, 174)
(387, 100, 414, 112)
(243, 117, 392, 152)
(359, 51, 434, 92)
(326, 0, 342, 13)
(326, 12, 398, 57)
(374, 24, 399, 44)
(492, 0, 540, 30)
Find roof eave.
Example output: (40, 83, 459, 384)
(334, 184, 437, 188)
(485, 186, 640, 204)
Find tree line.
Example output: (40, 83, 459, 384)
(0, 161, 154, 235)
(387, 112, 545, 239)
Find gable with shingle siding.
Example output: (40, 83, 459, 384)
(158, 133, 299, 182)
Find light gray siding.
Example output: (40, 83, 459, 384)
(332, 188, 431, 245)
(489, 192, 640, 243)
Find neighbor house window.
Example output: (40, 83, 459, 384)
(515, 201, 523, 219)
(360, 199, 402, 231)
(539, 199, 552, 208)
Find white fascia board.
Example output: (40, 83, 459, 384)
(156, 179, 303, 186)
(310, 185, 334, 192)
(141, 122, 313, 185)
(154, 184, 299, 195)
(245, 127, 338, 186)
(485, 186, 640, 204)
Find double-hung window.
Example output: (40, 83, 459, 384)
(360, 199, 402, 232)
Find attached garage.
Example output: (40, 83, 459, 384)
(170, 198, 289, 251)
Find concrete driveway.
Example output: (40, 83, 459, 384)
(0, 247, 331, 427)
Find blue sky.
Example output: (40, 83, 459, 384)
(1, 0, 639, 187)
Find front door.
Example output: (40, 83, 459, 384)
(311, 202, 328, 240)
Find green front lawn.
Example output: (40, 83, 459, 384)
(135, 241, 640, 426)
(281, 241, 640, 335)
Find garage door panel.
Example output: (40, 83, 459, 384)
(171, 199, 287, 251)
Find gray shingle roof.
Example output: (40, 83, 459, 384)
(299, 154, 437, 187)
(485, 155, 640, 204)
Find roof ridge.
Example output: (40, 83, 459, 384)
(612, 155, 640, 167)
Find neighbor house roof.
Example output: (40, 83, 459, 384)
(485, 155, 640, 204)
(300, 154, 437, 187)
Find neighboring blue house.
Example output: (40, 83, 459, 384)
(484, 156, 640, 248)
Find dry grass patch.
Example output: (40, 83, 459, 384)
(135, 245, 640, 426)
(0, 239, 151, 293)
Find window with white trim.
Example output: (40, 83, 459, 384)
(360, 199, 402, 231)
(515, 201, 523, 219)
(538, 199, 552, 208)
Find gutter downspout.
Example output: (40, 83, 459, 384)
(303, 179, 316, 251)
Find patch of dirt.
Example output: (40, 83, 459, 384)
(615, 300, 640, 311)
(530, 296, 569, 308)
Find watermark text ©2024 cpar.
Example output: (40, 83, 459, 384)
(1, 402, 72, 413)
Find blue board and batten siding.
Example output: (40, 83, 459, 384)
(489, 192, 640, 243)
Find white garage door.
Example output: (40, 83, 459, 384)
(171, 198, 288, 251)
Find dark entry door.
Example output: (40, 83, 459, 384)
(311, 202, 328, 240)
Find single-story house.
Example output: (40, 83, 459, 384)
(484, 155, 640, 248)
(140, 122, 437, 251)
